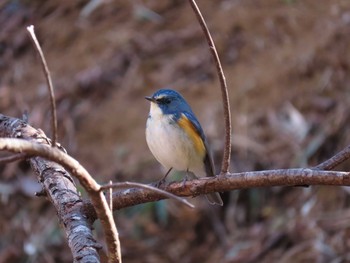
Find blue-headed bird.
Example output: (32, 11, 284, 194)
(145, 89, 223, 206)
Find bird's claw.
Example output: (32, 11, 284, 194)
(155, 178, 166, 188)
(181, 175, 188, 188)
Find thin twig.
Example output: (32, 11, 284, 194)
(0, 153, 28, 164)
(26, 25, 58, 147)
(188, 0, 232, 174)
(315, 145, 350, 170)
(100, 181, 195, 208)
(108, 180, 113, 211)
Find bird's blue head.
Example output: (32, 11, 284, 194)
(145, 89, 192, 115)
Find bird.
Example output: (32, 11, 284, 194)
(145, 89, 223, 206)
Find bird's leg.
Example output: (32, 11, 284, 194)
(156, 167, 173, 187)
(182, 169, 190, 188)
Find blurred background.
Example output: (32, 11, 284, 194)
(1, 0, 350, 262)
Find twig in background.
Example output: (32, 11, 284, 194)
(0, 153, 28, 164)
(188, 0, 232, 174)
(26, 25, 58, 147)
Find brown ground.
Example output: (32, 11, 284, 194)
(1, 0, 350, 262)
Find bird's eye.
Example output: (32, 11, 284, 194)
(156, 97, 171, 104)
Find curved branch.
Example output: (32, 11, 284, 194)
(188, 0, 232, 174)
(0, 115, 100, 262)
(0, 138, 121, 263)
(26, 25, 58, 146)
(0, 114, 120, 263)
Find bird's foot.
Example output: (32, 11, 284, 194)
(155, 167, 173, 188)
(155, 178, 167, 188)
(181, 175, 189, 188)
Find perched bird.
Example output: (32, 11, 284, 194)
(145, 89, 223, 206)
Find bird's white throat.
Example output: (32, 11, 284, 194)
(149, 102, 163, 121)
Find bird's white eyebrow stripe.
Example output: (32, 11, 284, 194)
(154, 94, 166, 100)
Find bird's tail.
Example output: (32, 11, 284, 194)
(205, 192, 223, 206)
(192, 167, 223, 206)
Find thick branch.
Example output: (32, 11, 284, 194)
(81, 168, 350, 215)
(0, 114, 100, 262)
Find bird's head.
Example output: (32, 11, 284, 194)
(145, 89, 191, 116)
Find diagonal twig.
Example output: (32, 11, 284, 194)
(26, 25, 58, 147)
(100, 181, 195, 208)
(314, 145, 350, 170)
(188, 0, 232, 174)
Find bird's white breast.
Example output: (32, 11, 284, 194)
(146, 103, 204, 175)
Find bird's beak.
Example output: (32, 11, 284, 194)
(145, 96, 155, 102)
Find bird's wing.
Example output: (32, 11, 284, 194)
(180, 112, 216, 177)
